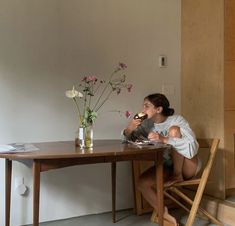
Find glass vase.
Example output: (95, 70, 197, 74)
(75, 125, 93, 149)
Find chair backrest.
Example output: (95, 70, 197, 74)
(173, 138, 220, 187)
(165, 138, 222, 226)
(197, 138, 220, 184)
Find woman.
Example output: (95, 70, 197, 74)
(123, 93, 200, 226)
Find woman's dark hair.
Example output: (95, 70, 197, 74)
(144, 93, 174, 116)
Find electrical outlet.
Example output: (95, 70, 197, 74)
(14, 177, 28, 196)
(16, 184, 28, 196)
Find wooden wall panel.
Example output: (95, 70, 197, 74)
(181, 0, 225, 198)
(224, 62, 235, 110)
(224, 0, 235, 191)
(225, 0, 235, 61)
(181, 0, 224, 140)
(224, 111, 235, 188)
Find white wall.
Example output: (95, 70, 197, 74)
(0, 0, 181, 225)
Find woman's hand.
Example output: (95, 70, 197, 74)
(124, 119, 141, 136)
(148, 132, 168, 143)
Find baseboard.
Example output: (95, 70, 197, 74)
(226, 188, 235, 198)
(199, 194, 235, 226)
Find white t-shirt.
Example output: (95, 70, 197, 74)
(124, 115, 198, 159)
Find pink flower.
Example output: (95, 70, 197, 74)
(118, 62, 127, 70)
(127, 84, 133, 92)
(82, 75, 98, 82)
(125, 111, 132, 118)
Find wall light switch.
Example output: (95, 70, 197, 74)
(159, 55, 167, 67)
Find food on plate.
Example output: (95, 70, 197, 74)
(133, 112, 147, 121)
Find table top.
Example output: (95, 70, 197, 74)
(0, 140, 171, 160)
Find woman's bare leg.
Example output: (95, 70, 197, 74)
(165, 153, 198, 187)
(137, 167, 158, 209)
(137, 167, 178, 225)
(170, 149, 184, 181)
(182, 155, 198, 179)
(165, 126, 184, 186)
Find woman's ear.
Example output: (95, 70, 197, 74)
(156, 106, 163, 114)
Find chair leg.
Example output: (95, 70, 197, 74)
(164, 190, 208, 221)
(169, 187, 223, 226)
(164, 191, 190, 213)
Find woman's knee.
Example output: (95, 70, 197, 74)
(137, 176, 147, 191)
(169, 126, 182, 138)
(137, 175, 153, 192)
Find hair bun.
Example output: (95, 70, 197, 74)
(167, 108, 175, 116)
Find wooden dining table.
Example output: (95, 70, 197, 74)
(0, 140, 170, 226)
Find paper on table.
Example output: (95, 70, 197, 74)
(0, 145, 16, 153)
(126, 140, 166, 149)
(0, 143, 39, 153)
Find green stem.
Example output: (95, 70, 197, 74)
(92, 68, 119, 111)
(73, 98, 82, 125)
(83, 84, 88, 122)
(93, 82, 102, 95)
(95, 89, 113, 112)
(88, 83, 93, 108)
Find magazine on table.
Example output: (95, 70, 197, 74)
(0, 143, 39, 153)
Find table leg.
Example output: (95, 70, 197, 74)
(131, 161, 137, 214)
(156, 152, 164, 226)
(111, 162, 116, 223)
(5, 159, 12, 226)
(33, 160, 41, 226)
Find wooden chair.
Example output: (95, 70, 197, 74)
(162, 138, 223, 226)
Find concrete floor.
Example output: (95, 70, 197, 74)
(25, 208, 231, 226)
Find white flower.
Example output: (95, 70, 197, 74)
(65, 86, 83, 98)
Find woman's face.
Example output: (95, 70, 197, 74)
(142, 99, 158, 119)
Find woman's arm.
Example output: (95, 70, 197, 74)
(167, 116, 199, 159)
(123, 119, 152, 141)
(123, 119, 141, 137)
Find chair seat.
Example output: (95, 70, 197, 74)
(164, 138, 223, 226)
(173, 178, 201, 186)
